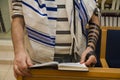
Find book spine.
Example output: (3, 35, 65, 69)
(0, 8, 5, 32)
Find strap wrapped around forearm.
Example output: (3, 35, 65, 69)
(85, 51, 96, 61)
(87, 22, 100, 51)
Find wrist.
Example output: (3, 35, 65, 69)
(85, 51, 96, 62)
(86, 45, 94, 51)
(14, 48, 26, 55)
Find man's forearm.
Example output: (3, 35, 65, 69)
(87, 15, 100, 51)
(11, 17, 25, 55)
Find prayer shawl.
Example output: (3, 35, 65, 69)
(15, 0, 97, 63)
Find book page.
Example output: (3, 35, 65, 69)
(29, 62, 88, 71)
(59, 63, 86, 67)
(58, 63, 88, 71)
(29, 61, 58, 68)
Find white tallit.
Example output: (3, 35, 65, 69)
(66, 0, 97, 56)
(23, 0, 97, 63)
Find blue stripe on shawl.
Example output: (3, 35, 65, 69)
(26, 27, 55, 47)
(74, 0, 88, 26)
(28, 33, 55, 44)
(28, 35, 55, 47)
(74, 0, 88, 37)
(46, 7, 57, 11)
(45, 0, 55, 1)
(79, 2, 88, 36)
(22, 1, 47, 16)
(81, 0, 89, 22)
(78, 12, 86, 36)
(35, 0, 57, 11)
(79, 13, 87, 38)
(48, 17, 57, 20)
(26, 27, 55, 40)
(35, 0, 46, 8)
(74, 1, 85, 28)
(79, 3, 87, 26)
(27, 30, 55, 44)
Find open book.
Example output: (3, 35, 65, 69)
(30, 61, 88, 71)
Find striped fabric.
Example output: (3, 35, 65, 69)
(70, 0, 96, 56)
(12, 0, 23, 17)
(12, 0, 97, 63)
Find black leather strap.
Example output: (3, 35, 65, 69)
(85, 51, 96, 61)
(93, 8, 99, 16)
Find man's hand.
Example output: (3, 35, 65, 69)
(80, 47, 97, 66)
(13, 51, 33, 78)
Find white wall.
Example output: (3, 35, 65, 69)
(0, 40, 16, 80)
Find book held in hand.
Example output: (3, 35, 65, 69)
(29, 61, 89, 71)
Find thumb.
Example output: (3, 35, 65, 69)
(80, 54, 86, 64)
(26, 56, 33, 67)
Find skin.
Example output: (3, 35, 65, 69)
(11, 14, 99, 77)
(11, 17, 33, 77)
(80, 14, 100, 66)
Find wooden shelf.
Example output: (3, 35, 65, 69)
(17, 68, 120, 80)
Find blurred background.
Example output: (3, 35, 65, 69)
(0, 0, 119, 80)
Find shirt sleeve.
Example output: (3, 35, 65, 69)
(12, 0, 23, 18)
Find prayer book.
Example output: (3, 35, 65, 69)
(30, 61, 88, 71)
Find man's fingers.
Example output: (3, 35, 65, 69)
(80, 54, 86, 64)
(19, 68, 31, 76)
(14, 65, 23, 77)
(14, 64, 31, 77)
(26, 57, 33, 67)
(14, 58, 31, 77)
(18, 60, 31, 76)
(14, 71, 17, 78)
(85, 55, 97, 66)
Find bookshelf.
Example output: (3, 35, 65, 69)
(0, 0, 11, 33)
(98, 0, 120, 27)
(0, 0, 12, 39)
(98, 0, 112, 4)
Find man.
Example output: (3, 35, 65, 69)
(11, 0, 100, 77)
